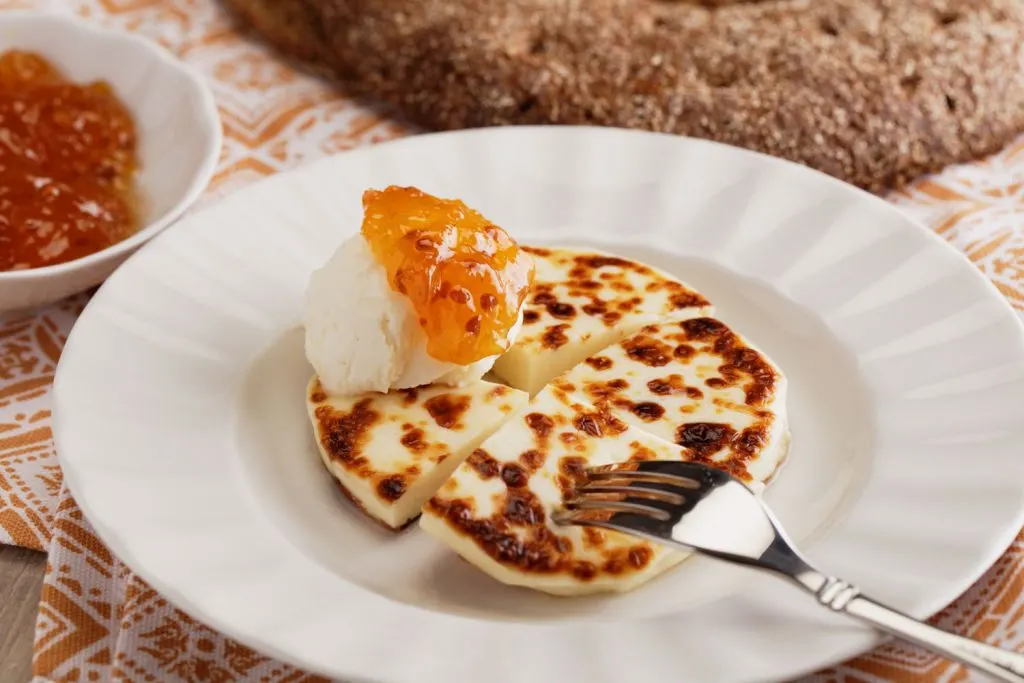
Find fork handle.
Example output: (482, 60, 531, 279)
(803, 574, 1024, 682)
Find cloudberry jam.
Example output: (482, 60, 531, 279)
(362, 186, 534, 365)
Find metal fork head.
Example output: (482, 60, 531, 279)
(554, 460, 800, 572)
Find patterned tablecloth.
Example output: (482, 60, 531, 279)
(1, 2, 1022, 682)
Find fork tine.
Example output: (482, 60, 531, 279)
(629, 460, 727, 480)
(586, 467, 702, 489)
(575, 483, 686, 506)
(562, 497, 672, 521)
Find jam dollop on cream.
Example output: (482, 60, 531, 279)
(361, 186, 535, 365)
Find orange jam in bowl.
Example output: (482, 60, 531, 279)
(361, 186, 535, 365)
(0, 50, 140, 271)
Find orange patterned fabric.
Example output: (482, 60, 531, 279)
(0, 1, 1019, 681)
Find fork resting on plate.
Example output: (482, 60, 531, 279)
(555, 461, 1024, 683)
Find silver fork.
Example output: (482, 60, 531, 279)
(554, 460, 1024, 682)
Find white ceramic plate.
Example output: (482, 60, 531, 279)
(54, 127, 1024, 683)
(0, 12, 220, 312)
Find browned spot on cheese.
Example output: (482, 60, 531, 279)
(542, 323, 570, 349)
(713, 397, 773, 420)
(316, 399, 380, 472)
(467, 448, 499, 479)
(629, 402, 665, 421)
(576, 255, 632, 269)
(575, 413, 603, 437)
(533, 292, 556, 305)
(556, 454, 589, 497)
(676, 422, 737, 458)
(646, 374, 704, 401)
(400, 426, 426, 453)
(602, 311, 623, 325)
(622, 335, 672, 367)
(647, 377, 673, 395)
(398, 388, 419, 406)
(559, 455, 587, 482)
(586, 356, 613, 371)
(523, 309, 541, 324)
(629, 444, 659, 461)
(525, 412, 554, 438)
(309, 380, 327, 404)
(519, 448, 545, 471)
(504, 488, 545, 525)
(583, 378, 629, 402)
(734, 424, 768, 457)
(500, 463, 529, 488)
(629, 546, 652, 568)
(706, 377, 728, 389)
(546, 301, 576, 319)
(523, 246, 552, 257)
(670, 291, 711, 309)
(572, 562, 598, 580)
(573, 409, 627, 438)
(583, 527, 606, 548)
(602, 545, 654, 574)
(376, 474, 406, 502)
(674, 344, 696, 361)
(680, 317, 729, 340)
(424, 393, 471, 429)
(726, 347, 779, 406)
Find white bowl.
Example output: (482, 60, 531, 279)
(0, 11, 221, 313)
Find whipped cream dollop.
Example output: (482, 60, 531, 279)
(304, 234, 523, 396)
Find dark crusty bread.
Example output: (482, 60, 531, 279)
(222, 0, 1024, 192)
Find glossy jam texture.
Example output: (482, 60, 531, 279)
(0, 51, 140, 271)
(361, 186, 534, 365)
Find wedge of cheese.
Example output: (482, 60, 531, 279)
(307, 378, 529, 529)
(420, 386, 692, 595)
(555, 317, 790, 485)
(491, 248, 713, 395)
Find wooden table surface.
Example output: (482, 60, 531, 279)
(0, 545, 46, 683)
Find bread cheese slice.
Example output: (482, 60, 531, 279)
(308, 378, 529, 529)
(491, 248, 713, 395)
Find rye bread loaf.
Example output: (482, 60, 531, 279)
(222, 0, 1024, 192)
